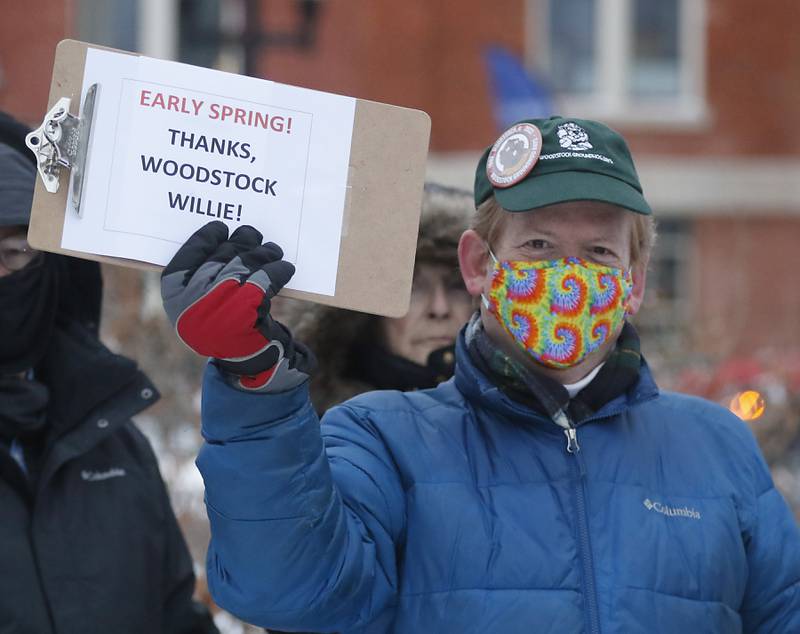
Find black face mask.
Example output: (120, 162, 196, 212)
(0, 255, 59, 374)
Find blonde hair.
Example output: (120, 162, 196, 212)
(472, 196, 657, 267)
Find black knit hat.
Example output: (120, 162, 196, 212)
(0, 142, 36, 227)
(0, 110, 103, 335)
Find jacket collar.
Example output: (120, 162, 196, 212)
(36, 323, 141, 432)
(33, 323, 159, 490)
(453, 325, 659, 432)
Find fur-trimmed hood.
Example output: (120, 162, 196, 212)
(282, 183, 474, 413)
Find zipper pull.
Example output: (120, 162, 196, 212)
(565, 427, 580, 454)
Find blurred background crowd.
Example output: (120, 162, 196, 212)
(2, 1, 798, 631)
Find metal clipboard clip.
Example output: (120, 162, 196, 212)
(25, 83, 99, 217)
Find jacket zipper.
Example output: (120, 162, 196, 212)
(564, 424, 601, 634)
(28, 517, 58, 632)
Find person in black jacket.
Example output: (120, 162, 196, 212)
(0, 111, 218, 633)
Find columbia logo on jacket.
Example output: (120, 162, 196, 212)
(81, 468, 127, 482)
(643, 498, 701, 520)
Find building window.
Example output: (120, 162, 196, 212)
(629, 0, 680, 99)
(177, 0, 249, 72)
(75, 0, 139, 52)
(178, 0, 223, 68)
(528, 0, 707, 126)
(635, 217, 693, 346)
(548, 0, 597, 95)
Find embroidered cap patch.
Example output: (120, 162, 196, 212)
(486, 123, 543, 188)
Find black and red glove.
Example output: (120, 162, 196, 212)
(161, 221, 315, 392)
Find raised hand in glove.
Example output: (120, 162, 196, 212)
(161, 220, 315, 392)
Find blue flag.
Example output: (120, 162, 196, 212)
(484, 46, 554, 131)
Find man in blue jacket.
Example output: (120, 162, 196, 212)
(162, 116, 800, 633)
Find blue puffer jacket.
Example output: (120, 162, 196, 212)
(197, 334, 800, 633)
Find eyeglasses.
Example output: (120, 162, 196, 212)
(0, 235, 40, 272)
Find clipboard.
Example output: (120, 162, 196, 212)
(26, 39, 431, 318)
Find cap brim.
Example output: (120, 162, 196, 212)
(494, 170, 652, 215)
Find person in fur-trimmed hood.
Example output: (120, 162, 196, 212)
(283, 183, 475, 414)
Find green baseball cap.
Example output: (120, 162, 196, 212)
(474, 116, 651, 215)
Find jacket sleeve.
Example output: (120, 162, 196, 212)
(196, 363, 406, 632)
(738, 435, 800, 633)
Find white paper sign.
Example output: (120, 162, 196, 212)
(61, 48, 356, 296)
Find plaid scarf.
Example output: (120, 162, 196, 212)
(465, 314, 642, 427)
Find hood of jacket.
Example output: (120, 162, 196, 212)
(0, 112, 103, 336)
(284, 183, 474, 412)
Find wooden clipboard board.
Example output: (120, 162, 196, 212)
(27, 39, 431, 318)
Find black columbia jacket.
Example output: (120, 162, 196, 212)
(0, 322, 217, 634)
(0, 108, 215, 632)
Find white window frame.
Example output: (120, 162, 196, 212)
(527, 0, 708, 128)
(138, 0, 179, 59)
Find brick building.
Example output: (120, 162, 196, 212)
(2, 0, 797, 363)
(1, 0, 798, 621)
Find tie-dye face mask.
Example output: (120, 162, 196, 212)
(482, 253, 633, 369)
